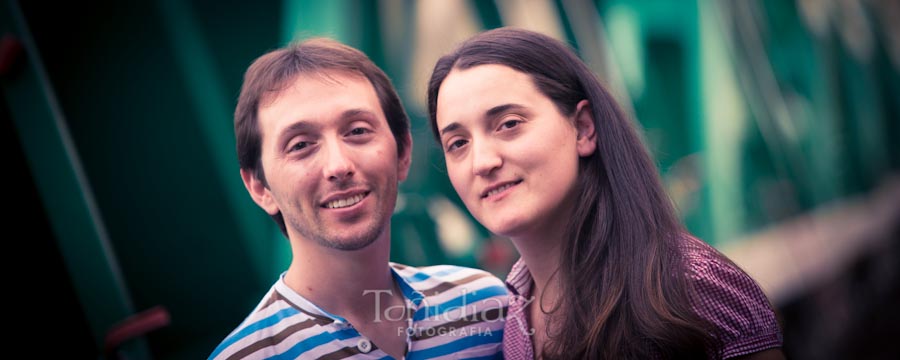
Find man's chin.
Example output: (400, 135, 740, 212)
(316, 227, 384, 251)
(324, 237, 378, 251)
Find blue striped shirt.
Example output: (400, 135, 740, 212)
(211, 263, 507, 359)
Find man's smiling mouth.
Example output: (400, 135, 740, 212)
(323, 191, 369, 209)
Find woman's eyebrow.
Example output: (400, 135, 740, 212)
(440, 103, 528, 136)
(485, 103, 526, 118)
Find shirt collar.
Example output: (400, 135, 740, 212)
(504, 257, 533, 297)
(390, 263, 426, 308)
(274, 264, 426, 323)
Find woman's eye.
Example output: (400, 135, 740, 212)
(499, 119, 522, 130)
(447, 139, 468, 152)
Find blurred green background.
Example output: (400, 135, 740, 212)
(2, 0, 898, 359)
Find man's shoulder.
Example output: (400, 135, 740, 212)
(390, 262, 507, 297)
(208, 284, 333, 360)
(390, 262, 502, 281)
(392, 263, 507, 358)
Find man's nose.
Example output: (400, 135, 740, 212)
(322, 141, 355, 182)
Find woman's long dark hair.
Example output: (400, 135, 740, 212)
(427, 28, 713, 359)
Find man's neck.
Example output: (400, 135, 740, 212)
(283, 233, 399, 320)
(283, 231, 411, 358)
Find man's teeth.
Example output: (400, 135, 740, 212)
(325, 194, 365, 209)
(486, 183, 515, 197)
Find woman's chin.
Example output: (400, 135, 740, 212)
(484, 219, 529, 239)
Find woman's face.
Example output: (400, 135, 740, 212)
(435, 64, 595, 239)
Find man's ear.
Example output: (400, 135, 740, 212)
(397, 131, 413, 182)
(240, 168, 280, 215)
(574, 100, 597, 157)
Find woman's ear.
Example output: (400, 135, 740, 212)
(574, 100, 597, 157)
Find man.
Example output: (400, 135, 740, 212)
(210, 38, 507, 360)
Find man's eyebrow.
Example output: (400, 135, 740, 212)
(439, 103, 527, 136)
(277, 108, 376, 141)
(339, 108, 378, 120)
(277, 121, 318, 145)
(279, 121, 316, 135)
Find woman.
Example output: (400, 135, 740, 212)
(427, 28, 783, 359)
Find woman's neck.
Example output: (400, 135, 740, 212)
(513, 235, 561, 296)
(512, 232, 563, 357)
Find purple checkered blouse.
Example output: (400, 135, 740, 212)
(502, 236, 783, 359)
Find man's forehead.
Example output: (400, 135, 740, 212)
(257, 71, 384, 137)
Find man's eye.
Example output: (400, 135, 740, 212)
(289, 142, 309, 152)
(349, 127, 370, 136)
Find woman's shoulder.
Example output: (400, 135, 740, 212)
(678, 235, 784, 358)
(680, 236, 743, 279)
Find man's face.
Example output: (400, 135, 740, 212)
(251, 70, 410, 250)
